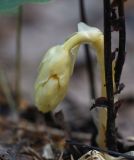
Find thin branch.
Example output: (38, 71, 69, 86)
(114, 0, 126, 89)
(103, 0, 117, 150)
(15, 6, 23, 107)
(79, 0, 96, 99)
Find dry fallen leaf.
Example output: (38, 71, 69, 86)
(78, 150, 125, 160)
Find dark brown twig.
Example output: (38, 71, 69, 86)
(103, 0, 117, 150)
(79, 0, 96, 99)
(114, 0, 126, 89)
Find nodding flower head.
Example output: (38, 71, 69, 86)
(34, 22, 104, 113)
(34, 45, 78, 113)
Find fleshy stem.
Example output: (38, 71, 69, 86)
(104, 0, 117, 151)
(79, 0, 96, 99)
(64, 29, 108, 149)
(63, 32, 89, 52)
(15, 6, 23, 107)
(64, 31, 105, 97)
(64, 32, 103, 54)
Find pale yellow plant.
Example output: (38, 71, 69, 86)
(35, 23, 103, 112)
(34, 22, 115, 148)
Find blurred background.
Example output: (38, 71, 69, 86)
(0, 0, 134, 138)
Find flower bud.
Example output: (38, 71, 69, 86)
(34, 45, 78, 113)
